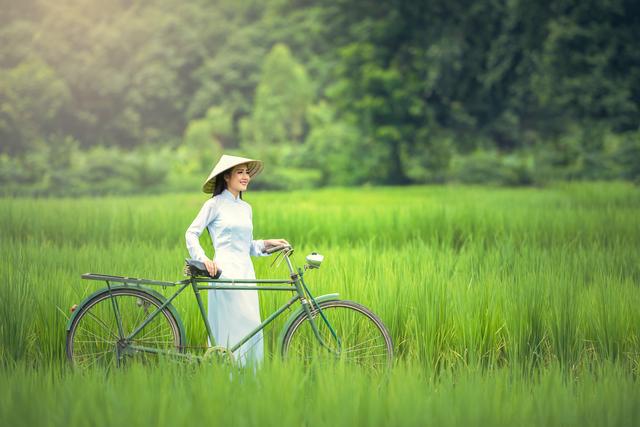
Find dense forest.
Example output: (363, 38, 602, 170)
(1, 0, 639, 195)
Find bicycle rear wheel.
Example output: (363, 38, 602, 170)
(281, 300, 393, 370)
(66, 288, 183, 369)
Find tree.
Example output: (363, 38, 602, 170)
(304, 102, 372, 185)
(182, 106, 228, 173)
(248, 43, 314, 148)
(0, 58, 70, 155)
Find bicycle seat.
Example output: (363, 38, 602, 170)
(184, 258, 222, 279)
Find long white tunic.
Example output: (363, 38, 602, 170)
(185, 189, 269, 367)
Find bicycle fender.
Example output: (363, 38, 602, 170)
(277, 293, 340, 350)
(65, 284, 187, 344)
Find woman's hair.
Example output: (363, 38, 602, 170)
(211, 167, 243, 199)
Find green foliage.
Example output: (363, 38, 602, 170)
(252, 166, 322, 191)
(0, 59, 70, 155)
(535, 2, 639, 131)
(531, 125, 636, 182)
(400, 129, 454, 184)
(325, 42, 410, 184)
(449, 149, 536, 186)
(0, 0, 638, 189)
(0, 139, 174, 197)
(182, 106, 227, 174)
(249, 43, 314, 147)
(614, 131, 640, 184)
(304, 102, 372, 186)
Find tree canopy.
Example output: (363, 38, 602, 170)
(1, 0, 638, 194)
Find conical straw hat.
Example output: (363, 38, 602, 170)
(202, 154, 263, 193)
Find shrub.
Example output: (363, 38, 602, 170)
(449, 149, 537, 186)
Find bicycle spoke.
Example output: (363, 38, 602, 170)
(130, 299, 149, 327)
(134, 320, 170, 341)
(76, 348, 115, 369)
(75, 347, 114, 358)
(72, 342, 101, 347)
(74, 325, 110, 342)
(83, 310, 120, 340)
(132, 339, 175, 346)
(68, 290, 182, 370)
(341, 338, 381, 353)
(283, 301, 392, 370)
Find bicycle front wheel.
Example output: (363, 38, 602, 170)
(281, 300, 393, 370)
(66, 288, 184, 369)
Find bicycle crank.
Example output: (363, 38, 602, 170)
(203, 346, 235, 366)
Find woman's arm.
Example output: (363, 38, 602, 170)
(250, 239, 268, 257)
(185, 198, 218, 263)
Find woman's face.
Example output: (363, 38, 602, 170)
(224, 163, 251, 193)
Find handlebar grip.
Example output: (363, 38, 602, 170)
(265, 244, 290, 255)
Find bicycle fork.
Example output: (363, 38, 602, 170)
(286, 258, 342, 356)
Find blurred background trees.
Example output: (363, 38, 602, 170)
(0, 0, 638, 195)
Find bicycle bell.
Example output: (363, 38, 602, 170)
(305, 252, 324, 269)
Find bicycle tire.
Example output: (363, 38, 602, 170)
(66, 288, 184, 369)
(281, 300, 393, 370)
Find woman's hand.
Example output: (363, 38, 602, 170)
(264, 238, 290, 249)
(204, 259, 219, 277)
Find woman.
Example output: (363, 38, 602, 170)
(185, 154, 289, 367)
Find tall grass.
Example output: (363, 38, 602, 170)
(0, 360, 638, 427)
(0, 182, 638, 425)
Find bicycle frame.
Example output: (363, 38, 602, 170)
(80, 250, 338, 362)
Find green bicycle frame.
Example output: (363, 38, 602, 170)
(74, 249, 340, 361)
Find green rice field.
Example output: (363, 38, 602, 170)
(1, 182, 639, 426)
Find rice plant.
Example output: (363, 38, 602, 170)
(0, 182, 638, 425)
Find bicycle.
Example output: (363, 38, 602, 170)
(65, 245, 393, 370)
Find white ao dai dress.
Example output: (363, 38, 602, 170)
(185, 189, 269, 367)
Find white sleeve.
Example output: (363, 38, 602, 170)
(185, 198, 218, 263)
(248, 205, 270, 257)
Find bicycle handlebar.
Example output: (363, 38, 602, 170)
(265, 244, 292, 255)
